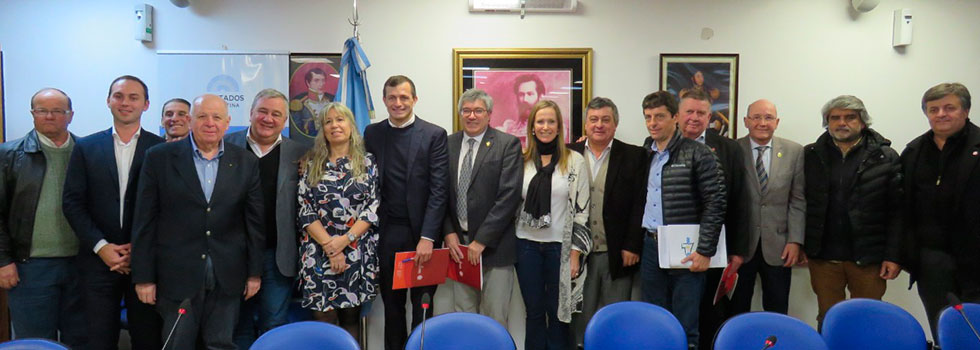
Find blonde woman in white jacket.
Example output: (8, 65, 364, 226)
(515, 100, 592, 350)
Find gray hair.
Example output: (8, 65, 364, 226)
(821, 95, 872, 128)
(586, 96, 620, 125)
(457, 88, 494, 112)
(921, 82, 971, 113)
(250, 88, 290, 119)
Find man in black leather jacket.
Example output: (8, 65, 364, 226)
(638, 91, 726, 349)
(0, 88, 86, 346)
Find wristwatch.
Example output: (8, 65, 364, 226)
(347, 232, 358, 243)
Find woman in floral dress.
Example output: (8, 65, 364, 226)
(297, 102, 379, 342)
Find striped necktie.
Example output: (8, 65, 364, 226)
(756, 145, 769, 192)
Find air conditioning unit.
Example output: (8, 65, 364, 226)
(469, 0, 578, 13)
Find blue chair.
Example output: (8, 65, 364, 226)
(251, 321, 359, 350)
(714, 312, 828, 350)
(584, 301, 686, 350)
(0, 339, 70, 350)
(939, 302, 980, 350)
(822, 298, 927, 350)
(405, 312, 515, 350)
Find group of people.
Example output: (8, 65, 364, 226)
(0, 73, 975, 350)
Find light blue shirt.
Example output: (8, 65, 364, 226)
(750, 138, 772, 176)
(642, 142, 670, 230)
(189, 133, 224, 202)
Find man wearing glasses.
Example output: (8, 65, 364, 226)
(443, 89, 523, 326)
(0, 88, 87, 346)
(731, 99, 806, 316)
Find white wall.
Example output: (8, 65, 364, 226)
(4, 0, 979, 347)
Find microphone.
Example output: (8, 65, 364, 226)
(161, 299, 192, 350)
(420, 293, 431, 350)
(760, 335, 777, 350)
(947, 292, 980, 343)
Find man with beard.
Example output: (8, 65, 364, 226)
(802, 95, 902, 331)
(500, 74, 545, 144)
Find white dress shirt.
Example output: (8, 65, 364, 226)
(245, 127, 283, 158)
(94, 127, 140, 254)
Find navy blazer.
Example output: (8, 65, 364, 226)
(131, 138, 265, 299)
(63, 128, 164, 252)
(363, 117, 449, 242)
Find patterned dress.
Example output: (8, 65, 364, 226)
(297, 154, 380, 312)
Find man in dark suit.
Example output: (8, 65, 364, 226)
(63, 75, 164, 350)
(443, 89, 522, 326)
(363, 75, 448, 350)
(567, 97, 647, 348)
(226, 89, 309, 349)
(132, 94, 265, 349)
(674, 89, 749, 349)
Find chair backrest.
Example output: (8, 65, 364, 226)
(584, 301, 687, 350)
(404, 312, 515, 350)
(822, 298, 927, 350)
(714, 312, 828, 350)
(251, 321, 359, 350)
(0, 339, 70, 350)
(939, 302, 980, 350)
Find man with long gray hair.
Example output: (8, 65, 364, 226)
(802, 95, 902, 330)
(900, 83, 980, 341)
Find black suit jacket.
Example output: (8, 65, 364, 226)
(63, 128, 164, 254)
(443, 128, 523, 267)
(568, 139, 647, 278)
(705, 132, 750, 258)
(364, 117, 449, 243)
(131, 138, 265, 299)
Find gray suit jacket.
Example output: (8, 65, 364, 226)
(738, 136, 806, 266)
(443, 127, 523, 267)
(225, 130, 310, 277)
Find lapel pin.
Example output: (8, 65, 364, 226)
(973, 151, 978, 156)
(777, 152, 783, 158)
(486, 141, 491, 147)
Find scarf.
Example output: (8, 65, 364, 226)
(521, 138, 558, 228)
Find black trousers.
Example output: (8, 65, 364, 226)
(698, 267, 737, 348)
(729, 244, 792, 315)
(378, 222, 438, 350)
(78, 253, 162, 350)
(157, 285, 240, 349)
(914, 248, 980, 343)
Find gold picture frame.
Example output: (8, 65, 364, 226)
(452, 48, 593, 145)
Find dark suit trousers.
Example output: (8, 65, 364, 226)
(78, 253, 162, 350)
(698, 267, 736, 348)
(730, 243, 792, 315)
(157, 281, 240, 350)
(379, 222, 437, 350)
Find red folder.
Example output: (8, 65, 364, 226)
(392, 249, 451, 290)
(713, 262, 739, 305)
(448, 245, 483, 290)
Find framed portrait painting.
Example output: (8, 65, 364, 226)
(660, 53, 739, 138)
(288, 52, 341, 144)
(453, 48, 593, 147)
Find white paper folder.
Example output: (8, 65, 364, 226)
(657, 224, 728, 269)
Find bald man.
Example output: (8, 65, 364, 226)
(731, 99, 806, 315)
(0, 88, 86, 346)
(132, 94, 265, 349)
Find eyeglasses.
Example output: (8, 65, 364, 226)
(459, 108, 488, 116)
(32, 109, 71, 117)
(746, 115, 777, 122)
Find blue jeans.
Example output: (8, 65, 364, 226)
(641, 235, 705, 349)
(233, 249, 296, 349)
(515, 238, 567, 350)
(7, 257, 87, 348)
